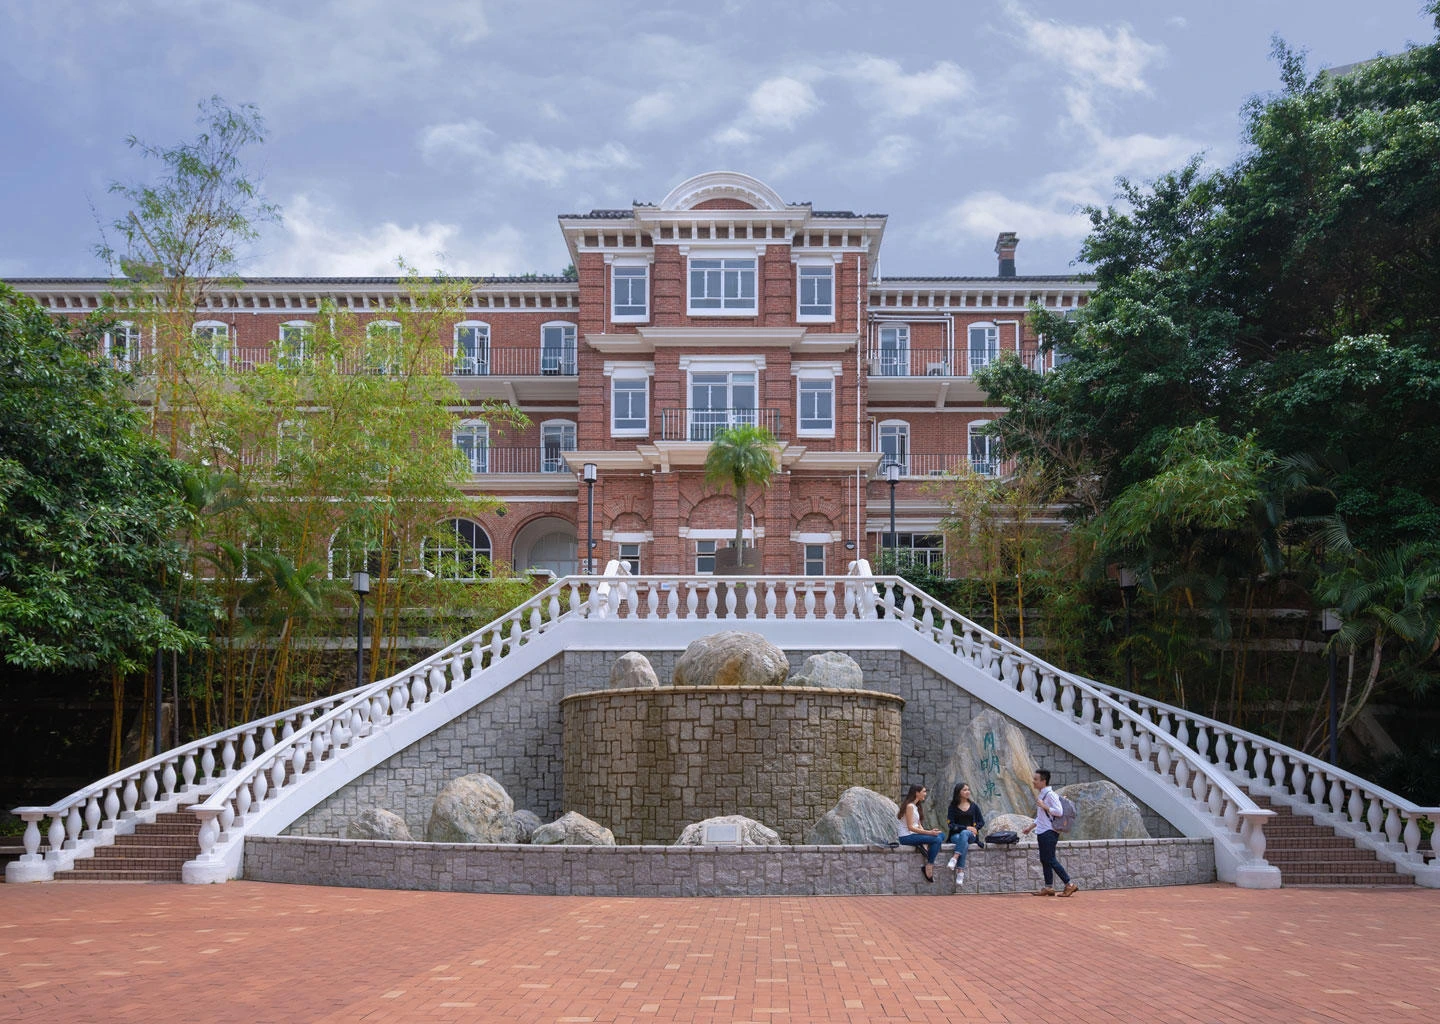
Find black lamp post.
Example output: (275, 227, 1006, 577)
(1321, 608, 1342, 764)
(1118, 568, 1138, 692)
(352, 571, 370, 688)
(885, 461, 901, 570)
(582, 462, 598, 574)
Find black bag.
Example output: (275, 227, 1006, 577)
(985, 830, 1019, 845)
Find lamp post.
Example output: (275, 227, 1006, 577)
(582, 463, 598, 574)
(885, 461, 901, 571)
(352, 572, 370, 689)
(1118, 568, 1138, 692)
(1321, 608, 1342, 764)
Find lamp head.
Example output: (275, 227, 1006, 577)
(885, 462, 901, 484)
(1320, 608, 1342, 634)
(582, 462, 598, 484)
(351, 571, 371, 595)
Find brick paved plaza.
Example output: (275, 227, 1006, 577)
(2, 882, 1436, 1023)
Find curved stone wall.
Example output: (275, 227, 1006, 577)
(562, 686, 904, 844)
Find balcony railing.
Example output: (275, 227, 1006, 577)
(118, 346, 581, 378)
(866, 347, 1045, 378)
(460, 445, 579, 475)
(878, 453, 1014, 478)
(658, 407, 784, 442)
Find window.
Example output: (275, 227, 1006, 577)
(278, 321, 312, 368)
(194, 321, 230, 367)
(425, 519, 492, 580)
(275, 419, 312, 472)
(695, 539, 718, 575)
(611, 376, 649, 436)
(541, 322, 577, 375)
(969, 420, 1000, 476)
(891, 533, 945, 572)
(612, 265, 649, 320)
(689, 257, 756, 314)
(689, 370, 757, 440)
(540, 420, 577, 474)
(104, 322, 140, 369)
(797, 378, 834, 436)
(329, 525, 399, 580)
(878, 420, 909, 476)
(618, 543, 641, 574)
(803, 544, 826, 575)
(455, 321, 490, 375)
(968, 323, 999, 374)
(365, 320, 402, 374)
(454, 420, 489, 474)
(874, 324, 909, 376)
(797, 264, 834, 320)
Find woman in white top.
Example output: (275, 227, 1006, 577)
(896, 783, 944, 882)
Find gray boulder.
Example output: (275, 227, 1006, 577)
(512, 809, 542, 843)
(942, 709, 1038, 819)
(672, 630, 788, 687)
(609, 652, 660, 689)
(787, 651, 864, 690)
(805, 787, 901, 845)
(1057, 780, 1150, 840)
(981, 813, 1038, 845)
(531, 811, 615, 846)
(345, 808, 414, 842)
(673, 815, 781, 846)
(425, 773, 518, 843)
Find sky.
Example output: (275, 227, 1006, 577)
(1, 1, 1435, 281)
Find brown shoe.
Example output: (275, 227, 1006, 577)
(1059, 883, 1079, 897)
(923, 863, 935, 882)
(1032, 887, 1056, 897)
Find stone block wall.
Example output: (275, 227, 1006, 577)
(245, 835, 1216, 896)
(562, 686, 903, 843)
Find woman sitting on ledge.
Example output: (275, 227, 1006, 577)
(944, 782, 985, 887)
(897, 783, 944, 882)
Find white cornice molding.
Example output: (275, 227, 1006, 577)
(658, 171, 789, 212)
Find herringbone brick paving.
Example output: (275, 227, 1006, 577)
(0, 882, 1435, 1022)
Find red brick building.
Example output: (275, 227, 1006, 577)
(12, 171, 1092, 578)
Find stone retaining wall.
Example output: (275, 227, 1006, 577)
(244, 835, 1216, 895)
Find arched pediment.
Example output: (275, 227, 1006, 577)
(658, 171, 791, 212)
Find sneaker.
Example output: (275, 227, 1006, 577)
(1032, 887, 1056, 897)
(946, 856, 958, 870)
(1059, 883, 1079, 897)
(955, 869, 965, 886)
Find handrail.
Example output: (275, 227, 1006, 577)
(1087, 679, 1439, 871)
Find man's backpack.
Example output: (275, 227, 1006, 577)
(1052, 795, 1077, 834)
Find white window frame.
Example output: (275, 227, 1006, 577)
(610, 259, 650, 323)
(454, 419, 489, 474)
(328, 525, 398, 581)
(802, 543, 826, 576)
(104, 321, 140, 369)
(877, 419, 910, 476)
(540, 321, 577, 375)
(874, 323, 909, 377)
(694, 539, 718, 575)
(793, 363, 839, 439)
(540, 419, 577, 474)
(278, 320, 313, 368)
(425, 518, 493, 581)
(454, 321, 490, 376)
(365, 319, 403, 374)
(967, 322, 1000, 375)
(617, 542, 642, 574)
(795, 259, 836, 322)
(194, 320, 231, 367)
(969, 420, 1000, 476)
(609, 372, 650, 437)
(687, 252, 758, 316)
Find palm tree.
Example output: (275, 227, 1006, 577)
(703, 423, 778, 561)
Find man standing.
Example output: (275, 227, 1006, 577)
(1022, 768, 1078, 897)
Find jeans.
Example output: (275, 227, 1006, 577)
(947, 829, 977, 868)
(899, 832, 944, 863)
(1037, 829, 1071, 886)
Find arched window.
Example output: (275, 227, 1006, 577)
(454, 419, 489, 474)
(540, 321, 577, 375)
(454, 321, 490, 375)
(365, 319, 402, 374)
(329, 523, 400, 580)
(967, 322, 999, 374)
(877, 419, 909, 476)
(104, 321, 140, 369)
(425, 519, 492, 580)
(540, 419, 577, 474)
(194, 320, 231, 367)
(969, 420, 1000, 476)
(278, 320, 313, 368)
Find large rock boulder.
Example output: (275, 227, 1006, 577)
(425, 773, 518, 843)
(345, 808, 414, 842)
(673, 815, 781, 847)
(787, 651, 864, 690)
(1057, 781, 1150, 840)
(609, 652, 660, 689)
(942, 709, 1039, 819)
(981, 813, 1038, 845)
(672, 630, 788, 688)
(805, 787, 901, 845)
(512, 809, 543, 844)
(531, 811, 615, 846)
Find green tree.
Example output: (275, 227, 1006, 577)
(702, 424, 778, 557)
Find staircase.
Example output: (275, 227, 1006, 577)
(55, 812, 200, 883)
(1244, 790, 1412, 886)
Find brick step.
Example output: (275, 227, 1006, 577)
(90, 846, 195, 864)
(112, 833, 201, 848)
(1278, 872, 1413, 886)
(74, 857, 191, 873)
(57, 868, 180, 882)
(1265, 849, 1398, 866)
(1264, 835, 1356, 850)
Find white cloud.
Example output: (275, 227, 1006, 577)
(418, 120, 493, 165)
(939, 191, 1091, 245)
(262, 193, 530, 277)
(1008, 2, 1164, 94)
(746, 76, 820, 129)
(865, 134, 920, 176)
(626, 92, 678, 131)
(500, 141, 636, 187)
(846, 58, 973, 118)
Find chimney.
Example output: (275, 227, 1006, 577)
(995, 232, 1018, 278)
